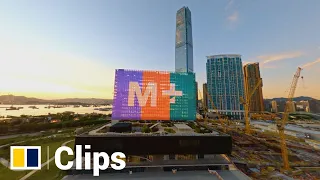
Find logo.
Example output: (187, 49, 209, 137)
(55, 145, 126, 176)
(10, 146, 41, 170)
(128, 82, 183, 107)
(10, 145, 125, 176)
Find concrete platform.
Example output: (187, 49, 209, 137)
(62, 170, 251, 180)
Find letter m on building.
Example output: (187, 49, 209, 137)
(128, 82, 157, 107)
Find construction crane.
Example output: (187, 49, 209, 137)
(277, 67, 302, 170)
(240, 79, 262, 134)
(204, 88, 226, 132)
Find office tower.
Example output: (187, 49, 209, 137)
(203, 83, 208, 111)
(296, 100, 310, 112)
(263, 100, 272, 112)
(175, 6, 193, 73)
(195, 81, 198, 111)
(277, 100, 286, 112)
(308, 99, 320, 113)
(286, 101, 296, 113)
(243, 63, 264, 112)
(271, 100, 278, 113)
(206, 54, 245, 119)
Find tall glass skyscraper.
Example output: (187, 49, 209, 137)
(175, 7, 193, 73)
(206, 54, 245, 119)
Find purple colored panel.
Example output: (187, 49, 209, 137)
(112, 69, 143, 120)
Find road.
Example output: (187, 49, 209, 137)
(0, 157, 9, 168)
(19, 139, 74, 180)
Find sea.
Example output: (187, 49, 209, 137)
(0, 105, 112, 118)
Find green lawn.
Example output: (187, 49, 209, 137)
(0, 164, 30, 180)
(0, 136, 74, 180)
(0, 134, 42, 146)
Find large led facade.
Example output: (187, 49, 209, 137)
(112, 69, 196, 121)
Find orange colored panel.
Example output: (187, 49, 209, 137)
(141, 71, 170, 120)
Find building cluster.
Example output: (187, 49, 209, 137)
(269, 99, 320, 113)
(173, 6, 319, 116)
(175, 7, 265, 119)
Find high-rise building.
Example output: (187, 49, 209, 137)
(243, 63, 264, 112)
(277, 100, 286, 112)
(175, 6, 193, 73)
(271, 100, 278, 113)
(296, 100, 310, 112)
(203, 83, 208, 111)
(286, 101, 296, 113)
(206, 54, 245, 119)
(264, 100, 272, 112)
(195, 81, 198, 111)
(308, 99, 320, 113)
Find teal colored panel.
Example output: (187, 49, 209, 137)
(170, 72, 196, 121)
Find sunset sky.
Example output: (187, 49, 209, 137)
(0, 0, 319, 100)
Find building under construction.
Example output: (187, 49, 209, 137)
(202, 83, 208, 111)
(243, 63, 264, 112)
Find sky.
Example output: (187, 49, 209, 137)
(0, 0, 319, 100)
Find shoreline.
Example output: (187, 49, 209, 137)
(0, 104, 112, 118)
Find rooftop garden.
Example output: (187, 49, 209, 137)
(164, 128, 176, 134)
(161, 122, 174, 127)
(187, 122, 212, 134)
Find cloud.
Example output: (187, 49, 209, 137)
(227, 11, 239, 22)
(301, 58, 320, 69)
(225, 0, 234, 10)
(262, 65, 277, 69)
(257, 51, 303, 65)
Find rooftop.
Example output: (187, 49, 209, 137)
(174, 123, 192, 130)
(63, 170, 251, 180)
(84, 122, 227, 137)
(206, 54, 241, 59)
(70, 155, 231, 170)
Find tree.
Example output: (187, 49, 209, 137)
(142, 125, 151, 133)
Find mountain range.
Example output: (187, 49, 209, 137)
(0, 95, 112, 105)
(0, 95, 317, 105)
(265, 96, 317, 102)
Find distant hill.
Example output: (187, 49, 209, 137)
(265, 96, 317, 101)
(0, 95, 112, 105)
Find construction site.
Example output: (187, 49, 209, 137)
(199, 67, 320, 179)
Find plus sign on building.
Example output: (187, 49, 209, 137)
(112, 69, 196, 121)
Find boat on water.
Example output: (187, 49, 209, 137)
(28, 106, 39, 109)
(53, 105, 64, 108)
(6, 106, 19, 110)
(98, 108, 112, 111)
(45, 105, 55, 109)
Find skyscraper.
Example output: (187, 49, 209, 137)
(206, 54, 245, 119)
(308, 99, 320, 113)
(195, 81, 198, 111)
(203, 83, 208, 111)
(175, 6, 193, 73)
(243, 63, 264, 112)
(286, 101, 296, 113)
(271, 100, 278, 113)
